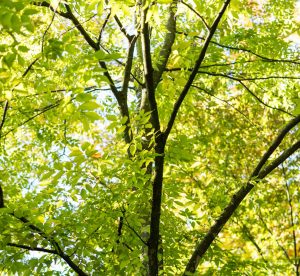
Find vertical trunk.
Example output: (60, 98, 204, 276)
(148, 133, 165, 276)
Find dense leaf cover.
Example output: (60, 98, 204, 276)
(0, 0, 300, 275)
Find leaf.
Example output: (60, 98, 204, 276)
(129, 144, 136, 156)
(0, 12, 12, 28)
(18, 45, 30, 52)
(22, 8, 39, 16)
(70, 148, 83, 157)
(76, 93, 93, 102)
(94, 50, 122, 61)
(84, 111, 101, 121)
(56, 200, 63, 208)
(79, 101, 101, 110)
(91, 152, 102, 158)
(37, 215, 45, 224)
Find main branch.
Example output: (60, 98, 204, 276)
(153, 0, 177, 88)
(184, 115, 300, 274)
(140, 3, 160, 132)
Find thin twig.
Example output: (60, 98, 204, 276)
(177, 30, 300, 65)
(123, 216, 148, 246)
(180, 0, 210, 30)
(258, 210, 292, 263)
(239, 80, 294, 117)
(7, 243, 57, 254)
(98, 10, 111, 46)
(60, 14, 97, 38)
(22, 57, 40, 78)
(0, 101, 9, 135)
(41, 0, 60, 53)
(177, 69, 295, 117)
(10, 213, 88, 275)
(191, 84, 257, 127)
(282, 165, 298, 268)
(1, 101, 60, 138)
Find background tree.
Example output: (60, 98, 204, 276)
(1, 0, 300, 275)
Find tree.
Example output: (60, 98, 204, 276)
(1, 0, 300, 274)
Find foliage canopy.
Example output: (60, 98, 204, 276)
(1, 0, 300, 275)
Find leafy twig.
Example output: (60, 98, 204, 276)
(236, 221, 268, 263)
(164, 0, 231, 141)
(191, 84, 257, 127)
(32, 1, 69, 17)
(257, 209, 292, 263)
(1, 101, 60, 138)
(177, 30, 300, 65)
(180, 0, 210, 30)
(36, 2, 134, 143)
(64, 4, 99, 50)
(123, 216, 148, 246)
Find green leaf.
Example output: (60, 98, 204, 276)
(70, 148, 83, 157)
(129, 144, 136, 156)
(22, 8, 39, 16)
(79, 101, 101, 110)
(94, 50, 122, 61)
(84, 111, 101, 121)
(0, 12, 12, 28)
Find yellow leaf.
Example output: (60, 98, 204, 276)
(56, 200, 63, 208)
(37, 215, 45, 224)
(92, 152, 102, 159)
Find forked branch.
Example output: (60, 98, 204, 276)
(184, 114, 300, 274)
(11, 213, 88, 276)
